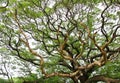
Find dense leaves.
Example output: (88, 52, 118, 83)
(0, 0, 120, 83)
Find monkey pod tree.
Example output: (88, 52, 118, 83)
(0, 0, 120, 83)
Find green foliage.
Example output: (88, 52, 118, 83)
(0, 8, 7, 13)
(39, 76, 70, 83)
(96, 60, 120, 79)
(20, 50, 35, 59)
(13, 73, 38, 83)
(0, 78, 9, 83)
(12, 74, 68, 83)
(13, 78, 24, 83)
(45, 7, 54, 15)
(0, 0, 120, 83)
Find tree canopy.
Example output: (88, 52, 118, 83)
(0, 0, 120, 83)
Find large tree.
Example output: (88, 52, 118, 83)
(0, 0, 120, 83)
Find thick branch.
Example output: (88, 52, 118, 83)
(14, 9, 46, 75)
(45, 70, 79, 78)
(85, 75, 120, 83)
